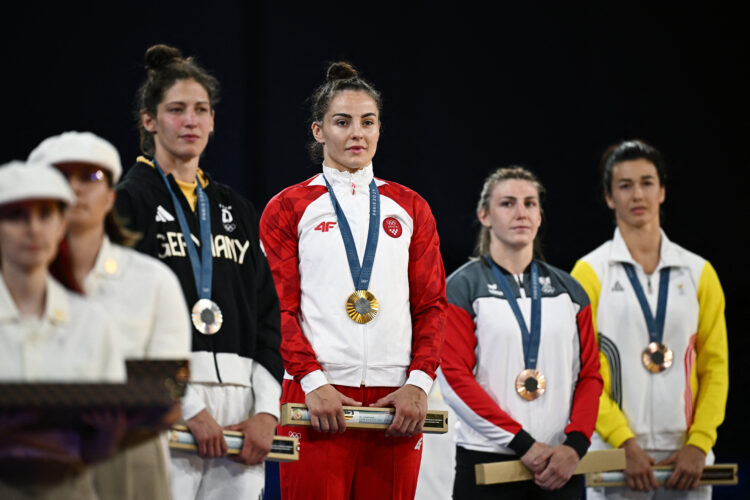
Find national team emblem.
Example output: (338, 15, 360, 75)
(383, 217, 402, 238)
(539, 276, 554, 294)
(220, 204, 236, 232)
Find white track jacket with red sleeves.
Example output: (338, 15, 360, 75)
(259, 165, 447, 395)
(437, 258, 602, 458)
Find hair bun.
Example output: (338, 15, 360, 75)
(326, 61, 358, 82)
(144, 44, 183, 70)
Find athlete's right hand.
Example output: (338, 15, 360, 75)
(520, 441, 553, 474)
(622, 438, 658, 491)
(187, 409, 227, 458)
(305, 384, 362, 434)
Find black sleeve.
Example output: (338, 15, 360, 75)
(114, 181, 143, 233)
(247, 201, 284, 383)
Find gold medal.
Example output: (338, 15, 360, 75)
(191, 299, 223, 335)
(642, 342, 672, 373)
(515, 369, 546, 401)
(345, 290, 379, 324)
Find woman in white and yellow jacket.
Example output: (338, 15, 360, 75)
(572, 140, 728, 499)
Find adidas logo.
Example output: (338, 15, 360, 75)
(155, 205, 175, 222)
(612, 281, 624, 292)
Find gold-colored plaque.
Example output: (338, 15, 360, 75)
(192, 299, 223, 335)
(345, 290, 379, 324)
(642, 342, 673, 373)
(515, 369, 545, 401)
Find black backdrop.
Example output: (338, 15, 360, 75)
(3, 2, 748, 495)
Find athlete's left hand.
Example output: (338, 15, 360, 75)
(657, 444, 705, 490)
(370, 384, 427, 437)
(533, 444, 579, 491)
(225, 412, 278, 465)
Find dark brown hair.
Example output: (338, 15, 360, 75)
(105, 209, 140, 247)
(600, 139, 666, 195)
(475, 166, 546, 260)
(135, 44, 221, 156)
(307, 61, 382, 163)
(49, 238, 84, 294)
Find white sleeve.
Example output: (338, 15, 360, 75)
(181, 383, 207, 421)
(251, 362, 282, 420)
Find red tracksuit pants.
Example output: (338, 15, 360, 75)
(278, 380, 423, 500)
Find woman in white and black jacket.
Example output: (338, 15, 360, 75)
(438, 166, 602, 499)
(114, 44, 283, 500)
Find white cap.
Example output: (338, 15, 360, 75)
(28, 131, 122, 183)
(0, 161, 76, 207)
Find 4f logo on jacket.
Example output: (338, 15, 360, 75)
(314, 221, 337, 232)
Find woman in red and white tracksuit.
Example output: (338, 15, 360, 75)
(438, 167, 602, 499)
(260, 61, 447, 500)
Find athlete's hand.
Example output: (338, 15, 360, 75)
(622, 438, 658, 491)
(306, 384, 362, 433)
(187, 409, 227, 458)
(520, 441, 553, 474)
(534, 444, 579, 490)
(657, 445, 705, 490)
(370, 384, 427, 436)
(226, 413, 277, 465)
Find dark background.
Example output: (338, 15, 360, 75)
(3, 2, 748, 496)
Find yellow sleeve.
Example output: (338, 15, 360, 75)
(571, 260, 635, 448)
(686, 261, 729, 453)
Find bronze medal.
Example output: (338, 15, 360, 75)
(515, 369, 546, 401)
(191, 299, 223, 335)
(642, 342, 673, 373)
(345, 290, 379, 324)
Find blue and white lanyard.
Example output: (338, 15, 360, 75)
(486, 256, 542, 370)
(323, 175, 380, 291)
(154, 159, 213, 300)
(622, 263, 670, 344)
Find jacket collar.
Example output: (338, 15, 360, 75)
(0, 273, 71, 325)
(609, 227, 683, 270)
(137, 155, 211, 189)
(322, 163, 374, 190)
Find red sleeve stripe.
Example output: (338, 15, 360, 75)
(439, 304, 524, 443)
(564, 303, 603, 439)
(260, 181, 327, 381)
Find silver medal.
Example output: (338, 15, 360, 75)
(192, 299, 223, 335)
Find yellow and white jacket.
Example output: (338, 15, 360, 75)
(571, 228, 728, 454)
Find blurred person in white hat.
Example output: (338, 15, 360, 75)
(0, 160, 126, 499)
(29, 131, 192, 500)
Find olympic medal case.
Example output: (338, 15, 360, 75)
(281, 402, 449, 433)
(0, 360, 189, 465)
(0, 360, 189, 411)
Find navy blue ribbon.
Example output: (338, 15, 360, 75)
(622, 263, 670, 344)
(323, 175, 379, 291)
(154, 159, 213, 300)
(485, 256, 542, 370)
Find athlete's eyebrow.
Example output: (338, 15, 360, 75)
(331, 112, 377, 118)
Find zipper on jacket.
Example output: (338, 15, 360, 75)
(516, 274, 527, 299)
(361, 324, 368, 385)
(647, 276, 653, 294)
(212, 336, 223, 383)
